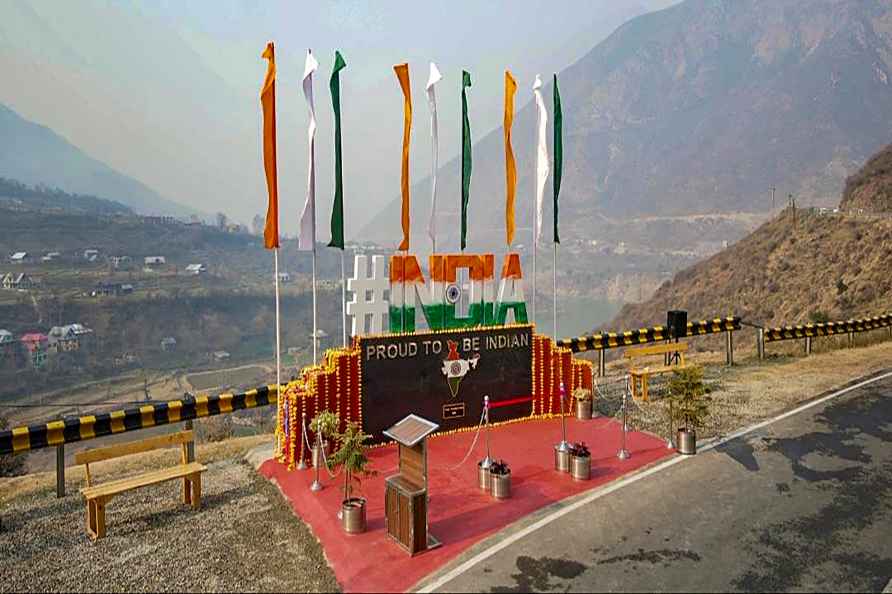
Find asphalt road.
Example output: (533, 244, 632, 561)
(427, 374, 892, 592)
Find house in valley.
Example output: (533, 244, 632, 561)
(19, 332, 48, 369)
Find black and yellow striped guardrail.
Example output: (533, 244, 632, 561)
(557, 316, 741, 354)
(764, 314, 892, 342)
(0, 385, 279, 456)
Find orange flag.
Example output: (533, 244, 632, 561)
(260, 42, 279, 249)
(394, 63, 412, 252)
(504, 70, 518, 247)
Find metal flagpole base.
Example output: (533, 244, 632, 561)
(297, 458, 308, 470)
(617, 449, 631, 460)
(310, 479, 323, 492)
(665, 438, 675, 450)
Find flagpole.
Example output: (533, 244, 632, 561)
(533, 200, 537, 327)
(552, 243, 557, 340)
(312, 244, 319, 363)
(273, 247, 282, 453)
(340, 250, 347, 347)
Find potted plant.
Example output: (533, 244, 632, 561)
(489, 459, 511, 499)
(309, 410, 340, 468)
(667, 367, 710, 455)
(327, 422, 375, 533)
(574, 388, 594, 420)
(569, 442, 591, 481)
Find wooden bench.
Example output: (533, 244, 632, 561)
(74, 430, 207, 540)
(623, 342, 688, 401)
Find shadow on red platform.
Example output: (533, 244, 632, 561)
(260, 416, 671, 592)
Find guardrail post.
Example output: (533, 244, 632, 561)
(598, 350, 606, 377)
(55, 444, 65, 498)
(805, 336, 812, 356)
(757, 328, 765, 361)
(185, 420, 195, 463)
(725, 331, 734, 366)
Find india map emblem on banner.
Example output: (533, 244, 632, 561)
(441, 340, 480, 398)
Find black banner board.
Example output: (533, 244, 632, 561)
(358, 325, 533, 441)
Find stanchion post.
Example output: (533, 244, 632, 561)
(55, 444, 65, 498)
(757, 328, 765, 361)
(481, 395, 493, 469)
(805, 336, 812, 356)
(310, 431, 323, 492)
(617, 377, 631, 460)
(848, 331, 855, 348)
(297, 413, 308, 470)
(598, 349, 606, 377)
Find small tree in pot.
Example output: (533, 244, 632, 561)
(489, 459, 511, 499)
(309, 410, 340, 468)
(568, 441, 591, 480)
(573, 388, 594, 420)
(327, 422, 375, 533)
(667, 367, 710, 455)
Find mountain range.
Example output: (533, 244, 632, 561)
(608, 142, 892, 331)
(0, 104, 197, 217)
(362, 0, 892, 251)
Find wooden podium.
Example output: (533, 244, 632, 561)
(383, 414, 441, 556)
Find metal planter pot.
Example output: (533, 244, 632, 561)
(341, 498, 367, 534)
(478, 462, 492, 491)
(676, 428, 697, 455)
(311, 441, 330, 468)
(576, 399, 593, 420)
(490, 472, 511, 499)
(570, 455, 591, 481)
(554, 446, 571, 473)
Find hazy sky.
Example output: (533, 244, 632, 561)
(0, 0, 679, 236)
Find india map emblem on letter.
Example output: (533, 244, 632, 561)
(441, 340, 480, 398)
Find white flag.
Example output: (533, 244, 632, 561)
(426, 62, 443, 249)
(533, 74, 549, 245)
(299, 50, 319, 251)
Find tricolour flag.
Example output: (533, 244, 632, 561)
(394, 63, 412, 252)
(460, 70, 473, 251)
(503, 70, 518, 247)
(426, 62, 442, 249)
(533, 74, 549, 245)
(260, 42, 279, 250)
(299, 50, 319, 252)
(553, 74, 563, 244)
(328, 51, 347, 249)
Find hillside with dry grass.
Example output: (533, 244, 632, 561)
(608, 147, 892, 330)
(840, 143, 892, 213)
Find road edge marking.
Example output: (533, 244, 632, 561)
(416, 370, 892, 593)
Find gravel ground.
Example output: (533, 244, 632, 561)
(594, 339, 892, 443)
(0, 460, 339, 593)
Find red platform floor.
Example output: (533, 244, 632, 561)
(259, 416, 672, 593)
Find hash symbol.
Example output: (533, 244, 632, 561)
(347, 254, 390, 336)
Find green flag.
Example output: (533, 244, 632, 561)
(461, 70, 473, 251)
(328, 51, 347, 249)
(552, 74, 562, 244)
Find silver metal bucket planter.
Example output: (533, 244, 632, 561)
(341, 498, 367, 534)
(576, 399, 593, 420)
(554, 446, 571, 472)
(311, 441, 330, 468)
(490, 472, 511, 499)
(478, 462, 492, 491)
(676, 428, 696, 455)
(570, 455, 591, 481)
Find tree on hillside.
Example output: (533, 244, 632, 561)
(252, 214, 265, 236)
